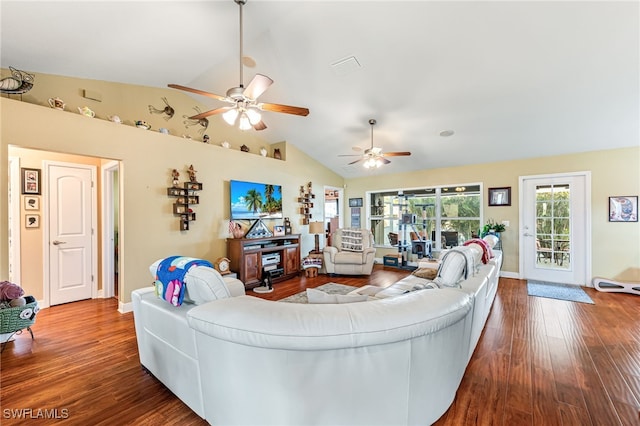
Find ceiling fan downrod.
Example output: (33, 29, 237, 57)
(235, 0, 246, 90)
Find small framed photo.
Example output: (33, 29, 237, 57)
(609, 196, 638, 222)
(21, 168, 41, 195)
(25, 214, 40, 228)
(488, 187, 511, 207)
(349, 197, 363, 207)
(24, 196, 40, 210)
(273, 225, 285, 236)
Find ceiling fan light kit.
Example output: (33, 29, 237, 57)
(167, 0, 309, 131)
(340, 119, 412, 168)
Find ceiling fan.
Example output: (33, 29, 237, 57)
(168, 0, 309, 131)
(340, 119, 411, 168)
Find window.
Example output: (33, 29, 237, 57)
(368, 184, 481, 251)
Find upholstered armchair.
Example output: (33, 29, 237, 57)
(323, 228, 376, 275)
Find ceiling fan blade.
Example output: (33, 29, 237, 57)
(189, 107, 230, 120)
(338, 154, 363, 157)
(381, 158, 391, 164)
(348, 158, 364, 165)
(383, 151, 412, 157)
(259, 102, 310, 116)
(168, 84, 228, 102)
(253, 120, 267, 131)
(243, 74, 273, 100)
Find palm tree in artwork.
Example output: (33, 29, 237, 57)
(244, 189, 263, 214)
(265, 185, 274, 203)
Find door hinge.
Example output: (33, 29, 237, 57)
(91, 275, 94, 282)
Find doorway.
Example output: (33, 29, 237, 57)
(519, 172, 591, 285)
(324, 187, 343, 247)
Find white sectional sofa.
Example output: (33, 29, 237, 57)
(132, 247, 502, 425)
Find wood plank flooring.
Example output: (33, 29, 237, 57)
(1, 266, 638, 425)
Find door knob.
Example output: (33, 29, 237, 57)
(52, 240, 67, 245)
(523, 232, 533, 237)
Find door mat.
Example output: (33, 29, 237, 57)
(527, 281, 594, 304)
(279, 283, 358, 304)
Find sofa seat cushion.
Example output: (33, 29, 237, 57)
(333, 251, 368, 265)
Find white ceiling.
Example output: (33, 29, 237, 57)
(2, 1, 638, 178)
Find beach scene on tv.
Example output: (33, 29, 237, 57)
(230, 180, 283, 219)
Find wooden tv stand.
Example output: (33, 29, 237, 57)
(227, 234, 301, 289)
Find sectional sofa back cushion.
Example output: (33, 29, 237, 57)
(149, 258, 231, 305)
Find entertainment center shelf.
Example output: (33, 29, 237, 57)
(227, 234, 301, 289)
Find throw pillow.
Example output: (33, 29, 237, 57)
(306, 288, 368, 304)
(434, 250, 467, 288)
(340, 229, 364, 252)
(482, 234, 499, 249)
(411, 268, 438, 280)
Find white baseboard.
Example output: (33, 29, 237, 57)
(500, 271, 519, 279)
(119, 301, 133, 314)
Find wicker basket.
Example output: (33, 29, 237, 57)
(0, 295, 38, 334)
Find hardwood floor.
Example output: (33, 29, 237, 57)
(1, 266, 638, 425)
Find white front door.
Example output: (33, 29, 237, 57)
(47, 162, 96, 305)
(520, 172, 590, 285)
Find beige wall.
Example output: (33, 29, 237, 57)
(345, 147, 640, 281)
(1, 69, 638, 304)
(2, 98, 343, 303)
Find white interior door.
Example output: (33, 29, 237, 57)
(47, 162, 95, 305)
(520, 173, 590, 285)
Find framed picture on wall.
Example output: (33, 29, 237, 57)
(24, 196, 40, 210)
(609, 196, 638, 222)
(21, 168, 41, 195)
(25, 214, 40, 228)
(488, 187, 511, 206)
(348, 198, 363, 207)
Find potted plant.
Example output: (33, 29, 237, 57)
(481, 219, 506, 237)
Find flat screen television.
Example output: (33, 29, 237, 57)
(230, 180, 283, 220)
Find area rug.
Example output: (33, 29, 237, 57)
(279, 283, 358, 304)
(527, 281, 594, 304)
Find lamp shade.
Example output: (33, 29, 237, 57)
(309, 221, 324, 235)
(309, 221, 324, 253)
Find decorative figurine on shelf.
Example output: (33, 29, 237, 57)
(48, 97, 65, 110)
(229, 221, 245, 239)
(273, 148, 282, 160)
(187, 165, 197, 183)
(221, 141, 230, 148)
(171, 169, 180, 187)
(78, 106, 96, 118)
(260, 147, 267, 157)
(203, 134, 210, 144)
(240, 144, 249, 152)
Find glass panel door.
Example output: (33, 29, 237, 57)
(535, 184, 571, 269)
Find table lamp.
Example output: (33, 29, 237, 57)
(309, 221, 324, 253)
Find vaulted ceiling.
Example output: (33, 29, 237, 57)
(2, 1, 638, 178)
